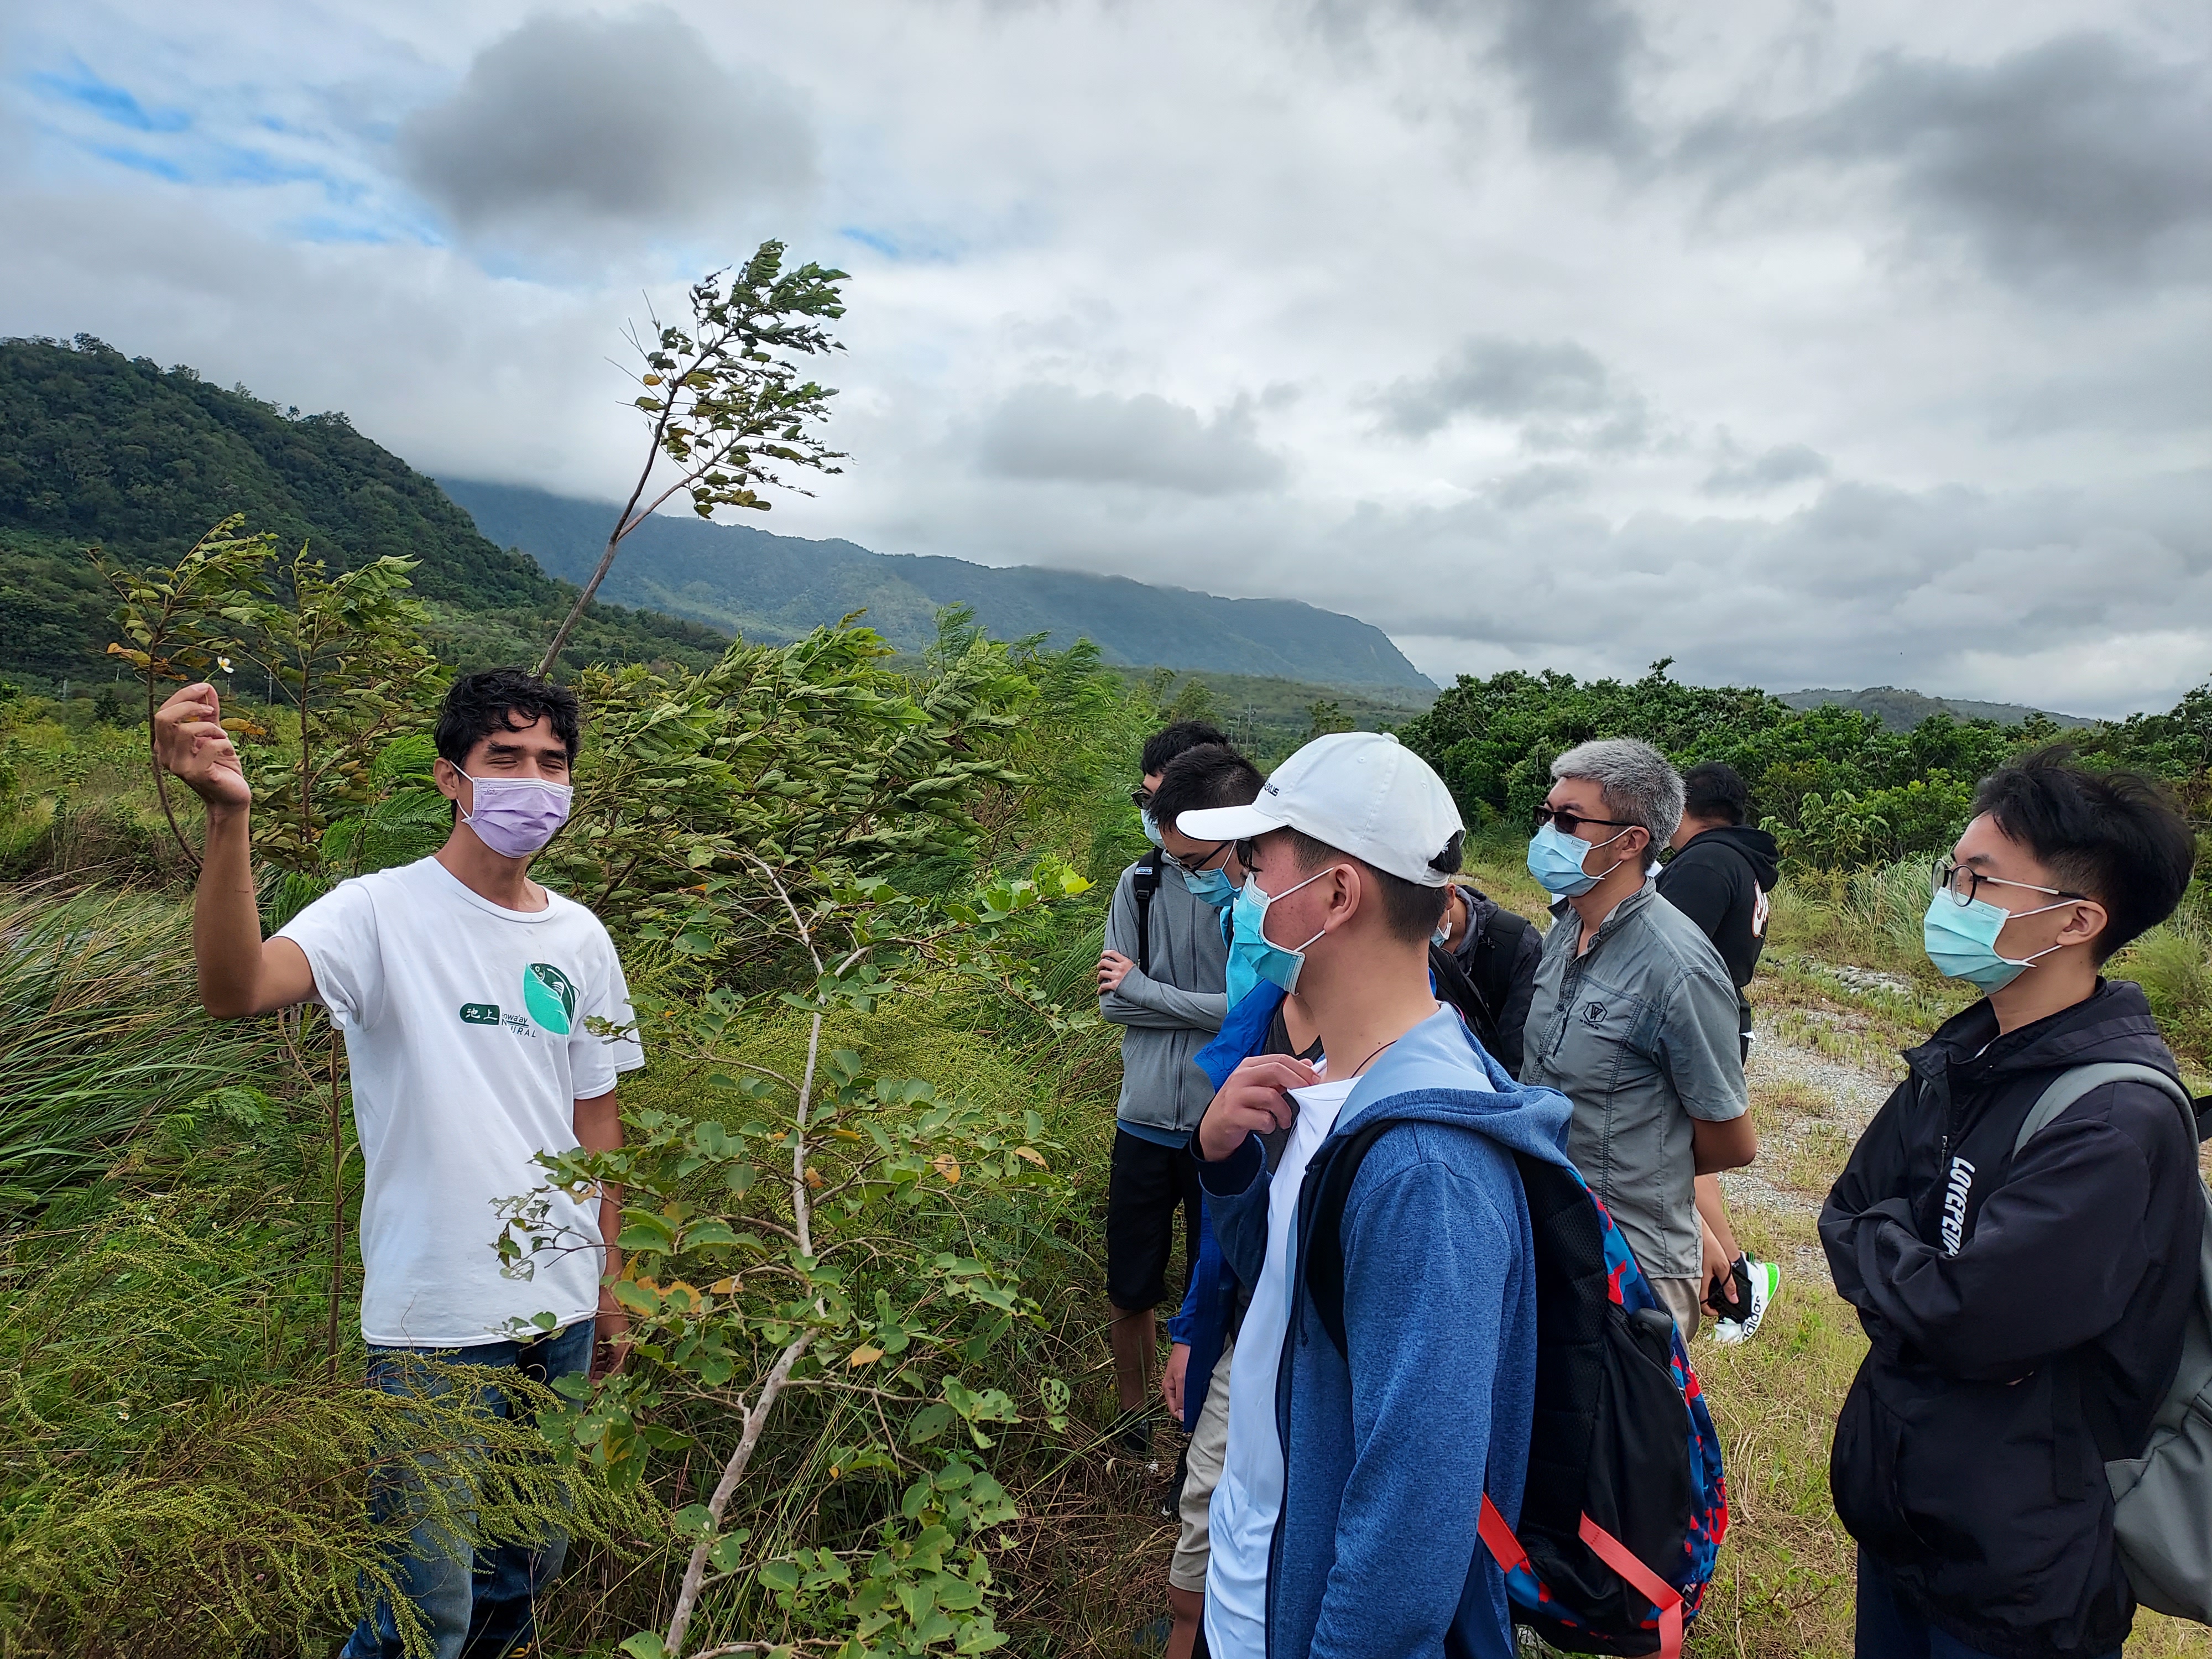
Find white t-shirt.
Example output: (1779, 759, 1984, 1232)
(1206, 1072, 1359, 1659)
(276, 855, 645, 1345)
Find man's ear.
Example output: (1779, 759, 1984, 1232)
(432, 757, 464, 804)
(2058, 896, 2110, 956)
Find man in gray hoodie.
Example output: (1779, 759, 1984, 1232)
(1097, 722, 1251, 1452)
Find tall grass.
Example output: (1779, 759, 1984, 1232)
(0, 885, 284, 1208)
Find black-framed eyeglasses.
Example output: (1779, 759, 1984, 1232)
(1931, 859, 2085, 909)
(1533, 804, 1637, 839)
(1130, 786, 1155, 811)
(1162, 841, 1232, 875)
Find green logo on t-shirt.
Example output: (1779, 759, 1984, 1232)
(523, 963, 578, 1035)
(459, 1003, 501, 1025)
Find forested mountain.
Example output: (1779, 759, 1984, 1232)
(1777, 686, 2093, 732)
(443, 478, 1434, 691)
(0, 336, 727, 686)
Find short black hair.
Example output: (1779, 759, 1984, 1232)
(434, 669, 582, 768)
(1682, 761, 1750, 827)
(1285, 828, 1458, 946)
(1152, 743, 1263, 833)
(1141, 720, 1229, 779)
(1971, 746, 2195, 963)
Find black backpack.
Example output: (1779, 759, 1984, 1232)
(1306, 1107, 1728, 1658)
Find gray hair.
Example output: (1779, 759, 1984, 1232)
(1550, 738, 1684, 848)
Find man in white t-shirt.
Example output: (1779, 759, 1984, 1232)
(155, 666, 643, 1659)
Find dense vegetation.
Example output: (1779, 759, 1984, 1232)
(0, 336, 731, 689)
(1394, 658, 2191, 872)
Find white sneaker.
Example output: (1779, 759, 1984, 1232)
(1709, 1314, 1747, 1345)
(1736, 1258, 1780, 1339)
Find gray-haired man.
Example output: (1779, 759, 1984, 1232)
(1520, 738, 1757, 1337)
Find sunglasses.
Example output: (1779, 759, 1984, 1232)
(1129, 787, 1155, 810)
(1532, 804, 1638, 839)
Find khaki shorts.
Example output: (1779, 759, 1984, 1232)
(1169, 1337, 1233, 1594)
(1650, 1275, 1702, 1343)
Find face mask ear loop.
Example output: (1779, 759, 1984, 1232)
(1997, 898, 2086, 971)
(1255, 863, 1339, 954)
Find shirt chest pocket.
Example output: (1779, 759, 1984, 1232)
(1556, 983, 1658, 1078)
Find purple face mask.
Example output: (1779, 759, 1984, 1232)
(460, 775, 572, 858)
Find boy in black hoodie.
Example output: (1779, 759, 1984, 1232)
(1822, 749, 2201, 1659)
(1657, 761, 1783, 1341)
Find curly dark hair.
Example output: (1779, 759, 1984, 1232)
(433, 669, 581, 768)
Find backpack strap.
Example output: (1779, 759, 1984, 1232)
(1305, 1117, 1402, 1354)
(2014, 1062, 2195, 1157)
(1131, 849, 1162, 978)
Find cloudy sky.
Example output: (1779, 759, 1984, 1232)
(4, 0, 2209, 714)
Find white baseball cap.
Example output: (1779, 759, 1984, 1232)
(1177, 731, 1465, 887)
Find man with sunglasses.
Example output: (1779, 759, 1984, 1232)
(1823, 749, 2200, 1659)
(1521, 738, 1756, 1339)
(1098, 722, 1249, 1455)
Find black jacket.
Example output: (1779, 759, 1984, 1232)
(1655, 825, 1778, 993)
(1820, 982, 2203, 1658)
(1443, 886, 1541, 1075)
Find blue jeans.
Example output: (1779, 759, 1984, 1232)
(1855, 1552, 2119, 1659)
(342, 1319, 593, 1659)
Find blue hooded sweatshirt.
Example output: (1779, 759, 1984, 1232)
(1196, 1001, 1575, 1659)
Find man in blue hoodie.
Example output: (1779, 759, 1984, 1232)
(1180, 732, 1575, 1659)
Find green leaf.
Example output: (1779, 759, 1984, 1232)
(618, 1635, 669, 1659)
(759, 1558, 802, 1592)
(907, 1402, 953, 1444)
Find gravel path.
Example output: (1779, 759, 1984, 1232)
(1714, 1008, 1908, 1288)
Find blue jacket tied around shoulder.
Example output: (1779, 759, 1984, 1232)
(1193, 998, 1575, 1659)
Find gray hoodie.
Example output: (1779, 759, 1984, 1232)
(1100, 858, 1229, 1136)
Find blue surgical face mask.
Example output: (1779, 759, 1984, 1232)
(1527, 821, 1626, 898)
(1140, 808, 1164, 848)
(1183, 863, 1236, 911)
(1225, 865, 1334, 1005)
(1922, 891, 2075, 993)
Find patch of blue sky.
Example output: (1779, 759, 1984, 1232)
(837, 224, 963, 263)
(87, 143, 188, 182)
(24, 61, 190, 134)
(207, 142, 361, 202)
(283, 215, 394, 247)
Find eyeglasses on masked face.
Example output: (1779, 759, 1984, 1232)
(1532, 804, 1637, 840)
(1161, 840, 1231, 875)
(1130, 786, 1155, 811)
(1931, 859, 2085, 909)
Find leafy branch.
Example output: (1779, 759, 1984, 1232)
(540, 242, 848, 675)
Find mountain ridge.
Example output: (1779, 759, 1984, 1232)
(440, 478, 1434, 691)
(1777, 685, 2094, 733)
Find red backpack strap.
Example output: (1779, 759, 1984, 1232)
(1577, 1514, 1684, 1659)
(1477, 1494, 1528, 1574)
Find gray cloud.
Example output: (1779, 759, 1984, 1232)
(1702, 442, 1830, 496)
(1317, 0, 1647, 159)
(1488, 0, 1646, 159)
(398, 8, 814, 242)
(1332, 468, 2212, 714)
(1686, 34, 2212, 291)
(1379, 335, 1650, 452)
(975, 384, 1286, 495)
(1485, 462, 1588, 509)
